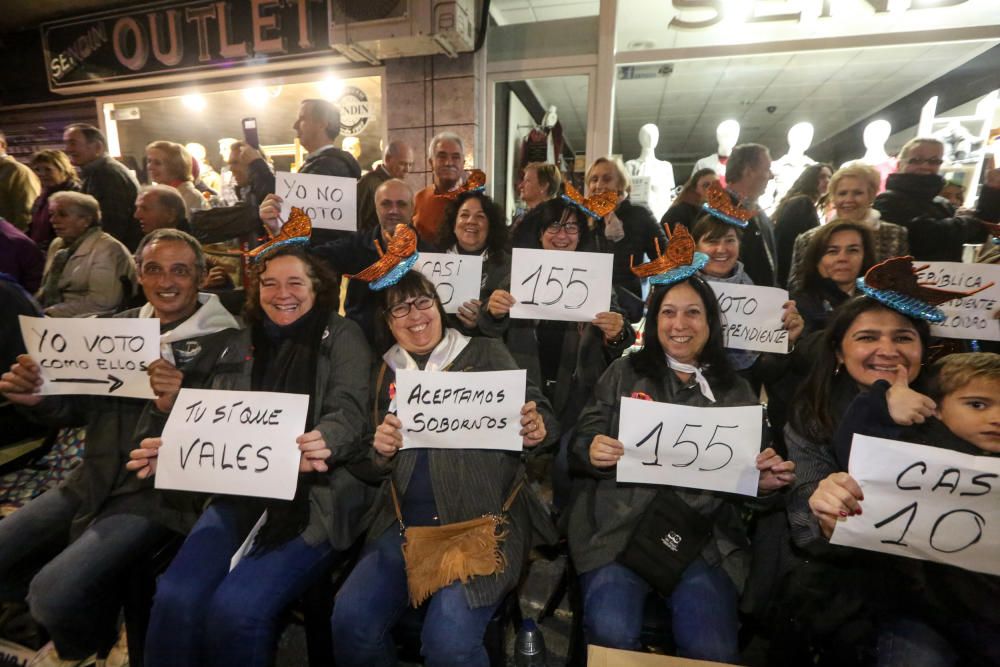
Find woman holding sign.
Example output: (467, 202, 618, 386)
(131, 229, 374, 667)
(329, 249, 558, 667)
(566, 240, 795, 662)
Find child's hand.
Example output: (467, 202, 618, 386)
(887, 365, 936, 425)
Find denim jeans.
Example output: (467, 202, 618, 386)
(331, 527, 501, 667)
(580, 559, 741, 663)
(144, 498, 335, 667)
(877, 617, 957, 667)
(0, 486, 173, 659)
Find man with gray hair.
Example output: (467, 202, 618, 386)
(356, 140, 415, 234)
(135, 185, 190, 235)
(412, 131, 466, 243)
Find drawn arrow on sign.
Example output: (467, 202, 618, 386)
(50, 374, 125, 393)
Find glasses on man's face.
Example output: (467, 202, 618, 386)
(544, 222, 580, 236)
(907, 158, 944, 166)
(388, 295, 436, 319)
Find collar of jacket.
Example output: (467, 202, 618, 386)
(885, 172, 945, 201)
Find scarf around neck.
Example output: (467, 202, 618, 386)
(384, 327, 471, 411)
(140, 293, 241, 364)
(666, 354, 716, 403)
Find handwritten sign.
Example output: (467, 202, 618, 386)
(18, 316, 159, 399)
(155, 388, 309, 501)
(831, 435, 1000, 576)
(395, 369, 526, 451)
(915, 262, 1000, 341)
(415, 253, 484, 314)
(709, 282, 789, 354)
(509, 249, 613, 322)
(616, 398, 763, 496)
(276, 171, 357, 231)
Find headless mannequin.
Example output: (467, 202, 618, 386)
(763, 122, 816, 213)
(625, 123, 675, 219)
(846, 120, 895, 192)
(217, 137, 239, 206)
(694, 120, 740, 187)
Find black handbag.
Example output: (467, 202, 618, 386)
(617, 487, 716, 596)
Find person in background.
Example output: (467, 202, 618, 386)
(225, 140, 274, 209)
(412, 131, 467, 244)
(772, 163, 832, 288)
(0, 130, 40, 230)
(724, 143, 778, 287)
(509, 162, 562, 249)
(28, 150, 81, 253)
(0, 216, 44, 293)
(357, 140, 414, 234)
(145, 141, 209, 214)
(37, 191, 135, 317)
(939, 179, 965, 208)
(660, 167, 717, 233)
(63, 123, 141, 251)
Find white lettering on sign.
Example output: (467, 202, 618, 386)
(415, 253, 484, 314)
(395, 369, 526, 452)
(914, 262, 1000, 341)
(277, 171, 357, 231)
(616, 397, 763, 496)
(831, 435, 1000, 576)
(709, 282, 789, 354)
(18, 316, 159, 399)
(509, 249, 613, 322)
(156, 388, 309, 501)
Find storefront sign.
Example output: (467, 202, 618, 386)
(337, 86, 372, 136)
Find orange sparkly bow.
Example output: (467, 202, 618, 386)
(246, 207, 312, 262)
(560, 181, 618, 219)
(630, 224, 709, 285)
(348, 224, 420, 289)
(701, 181, 753, 228)
(434, 169, 487, 200)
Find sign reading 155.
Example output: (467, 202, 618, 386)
(519, 265, 589, 309)
(509, 249, 614, 322)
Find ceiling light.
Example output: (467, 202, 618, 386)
(244, 86, 269, 106)
(181, 94, 206, 111)
(320, 76, 344, 100)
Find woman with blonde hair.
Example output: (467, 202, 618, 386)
(28, 149, 81, 252)
(145, 140, 209, 213)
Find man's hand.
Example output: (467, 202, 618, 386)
(0, 354, 44, 407)
(147, 359, 184, 414)
(259, 194, 283, 235)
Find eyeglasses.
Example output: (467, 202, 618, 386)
(140, 264, 195, 278)
(906, 158, 944, 166)
(544, 222, 580, 236)
(388, 295, 436, 319)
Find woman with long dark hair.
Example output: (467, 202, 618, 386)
(660, 167, 718, 233)
(772, 163, 832, 288)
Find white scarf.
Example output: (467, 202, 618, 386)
(140, 293, 241, 364)
(384, 328, 471, 411)
(666, 354, 715, 403)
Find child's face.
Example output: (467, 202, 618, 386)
(936, 377, 1000, 453)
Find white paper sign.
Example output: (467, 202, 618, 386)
(395, 369, 526, 451)
(18, 316, 159, 399)
(915, 262, 1000, 341)
(616, 398, 763, 496)
(509, 249, 613, 322)
(831, 435, 1000, 576)
(630, 176, 650, 204)
(709, 282, 789, 354)
(276, 171, 357, 231)
(415, 253, 484, 314)
(155, 388, 309, 501)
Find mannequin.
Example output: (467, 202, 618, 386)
(625, 123, 675, 220)
(694, 119, 740, 186)
(217, 137, 240, 206)
(762, 121, 816, 213)
(845, 120, 895, 192)
(185, 142, 222, 194)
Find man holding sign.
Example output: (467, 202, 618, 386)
(0, 229, 241, 666)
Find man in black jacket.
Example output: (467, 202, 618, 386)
(874, 137, 998, 261)
(726, 143, 778, 287)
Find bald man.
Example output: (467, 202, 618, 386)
(356, 140, 414, 234)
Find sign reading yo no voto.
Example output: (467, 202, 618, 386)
(277, 171, 357, 231)
(18, 316, 159, 399)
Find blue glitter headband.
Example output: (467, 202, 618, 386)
(369, 253, 420, 291)
(648, 252, 709, 286)
(855, 278, 946, 323)
(701, 203, 750, 229)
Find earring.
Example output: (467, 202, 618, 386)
(834, 363, 843, 376)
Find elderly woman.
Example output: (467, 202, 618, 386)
(145, 140, 209, 213)
(567, 267, 794, 662)
(330, 268, 558, 667)
(509, 162, 562, 249)
(437, 191, 510, 334)
(586, 156, 668, 322)
(787, 163, 907, 292)
(37, 191, 135, 316)
(28, 149, 81, 253)
(660, 167, 717, 233)
(772, 163, 832, 288)
(790, 220, 877, 333)
(129, 244, 373, 667)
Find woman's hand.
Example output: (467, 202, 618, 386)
(259, 194, 283, 235)
(589, 435, 624, 468)
(520, 401, 546, 448)
(886, 365, 936, 425)
(781, 300, 805, 345)
(127, 437, 163, 479)
(0, 355, 44, 407)
(809, 472, 864, 539)
(592, 311, 625, 344)
(756, 447, 796, 494)
(297, 430, 332, 473)
(373, 413, 404, 459)
(486, 290, 516, 319)
(456, 299, 482, 329)
(147, 359, 184, 413)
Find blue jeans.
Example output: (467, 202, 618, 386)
(580, 559, 741, 663)
(877, 617, 957, 667)
(0, 485, 172, 659)
(331, 527, 501, 667)
(144, 498, 335, 667)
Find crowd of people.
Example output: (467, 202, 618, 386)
(0, 98, 998, 667)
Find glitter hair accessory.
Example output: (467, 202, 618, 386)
(560, 181, 618, 219)
(348, 224, 420, 291)
(856, 255, 994, 323)
(630, 223, 708, 286)
(701, 181, 753, 228)
(246, 207, 312, 262)
(433, 169, 487, 200)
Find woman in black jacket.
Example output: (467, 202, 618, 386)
(772, 163, 832, 288)
(660, 167, 717, 233)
